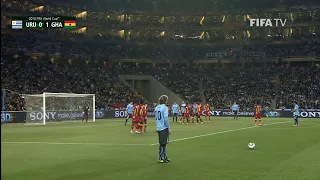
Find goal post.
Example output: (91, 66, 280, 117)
(23, 93, 95, 125)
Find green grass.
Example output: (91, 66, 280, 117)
(2, 117, 320, 180)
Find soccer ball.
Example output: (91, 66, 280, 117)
(248, 142, 255, 149)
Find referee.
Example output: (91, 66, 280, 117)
(155, 95, 171, 163)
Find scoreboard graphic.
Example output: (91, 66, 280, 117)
(11, 16, 76, 29)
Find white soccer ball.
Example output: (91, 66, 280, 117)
(248, 142, 255, 149)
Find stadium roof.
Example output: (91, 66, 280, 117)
(43, 0, 320, 12)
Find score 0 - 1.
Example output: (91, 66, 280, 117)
(26, 21, 63, 28)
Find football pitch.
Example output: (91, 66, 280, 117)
(2, 117, 320, 180)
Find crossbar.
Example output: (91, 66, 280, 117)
(21, 93, 95, 97)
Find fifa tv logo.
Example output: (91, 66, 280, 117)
(249, 19, 287, 27)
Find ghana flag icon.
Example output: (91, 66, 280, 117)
(64, 20, 76, 28)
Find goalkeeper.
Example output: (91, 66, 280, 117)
(82, 106, 90, 123)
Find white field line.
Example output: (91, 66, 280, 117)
(252, 125, 320, 130)
(1, 141, 149, 146)
(150, 121, 292, 146)
(2, 121, 297, 147)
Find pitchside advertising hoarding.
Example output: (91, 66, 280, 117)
(1, 109, 319, 123)
(1, 111, 105, 123)
(113, 110, 320, 118)
(1, 111, 26, 123)
(1, 111, 87, 123)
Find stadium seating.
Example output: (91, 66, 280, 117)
(1, 2, 319, 111)
(112, 63, 202, 103)
(1, 29, 320, 110)
(1, 54, 146, 110)
(277, 64, 320, 109)
(203, 65, 278, 110)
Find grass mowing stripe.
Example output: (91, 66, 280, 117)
(1, 121, 300, 146)
(150, 121, 292, 146)
(2, 120, 125, 129)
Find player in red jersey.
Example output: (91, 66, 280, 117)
(143, 103, 148, 132)
(197, 104, 204, 124)
(131, 104, 139, 133)
(183, 103, 191, 124)
(137, 104, 145, 133)
(204, 103, 211, 122)
(254, 102, 262, 126)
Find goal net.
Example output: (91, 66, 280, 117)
(23, 93, 95, 125)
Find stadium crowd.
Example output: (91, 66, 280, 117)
(1, 29, 319, 111)
(277, 64, 320, 109)
(202, 65, 277, 110)
(113, 63, 203, 103)
(1, 54, 146, 111)
(2, 29, 319, 62)
(109, 62, 320, 110)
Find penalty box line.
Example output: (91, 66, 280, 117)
(1, 141, 150, 146)
(150, 121, 292, 146)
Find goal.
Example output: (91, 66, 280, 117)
(22, 93, 95, 125)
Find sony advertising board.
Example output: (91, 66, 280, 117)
(111, 109, 320, 118)
(1, 110, 105, 123)
(1, 109, 319, 123)
(28, 111, 84, 123)
(111, 110, 320, 119)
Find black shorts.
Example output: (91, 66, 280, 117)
(173, 113, 178, 117)
(195, 113, 199, 117)
(157, 128, 169, 145)
(127, 113, 132, 118)
(294, 115, 298, 120)
(233, 110, 238, 115)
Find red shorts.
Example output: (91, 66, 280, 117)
(137, 118, 144, 125)
(205, 111, 210, 116)
(132, 115, 139, 122)
(144, 115, 148, 120)
(183, 113, 190, 118)
(255, 114, 261, 119)
(198, 111, 202, 116)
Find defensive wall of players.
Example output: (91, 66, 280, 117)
(2, 109, 320, 123)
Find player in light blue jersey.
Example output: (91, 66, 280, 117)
(231, 102, 239, 119)
(191, 103, 198, 123)
(155, 95, 171, 163)
(179, 102, 186, 123)
(292, 101, 300, 126)
(171, 102, 179, 123)
(125, 102, 133, 126)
